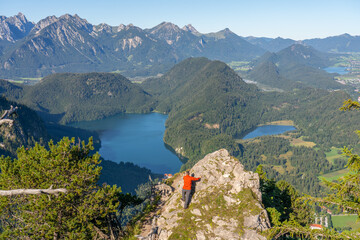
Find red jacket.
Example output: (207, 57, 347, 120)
(183, 175, 200, 190)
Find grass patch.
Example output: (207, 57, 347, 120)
(285, 159, 295, 172)
(20, 77, 42, 81)
(319, 168, 349, 182)
(289, 136, 316, 148)
(278, 135, 316, 148)
(332, 215, 360, 230)
(262, 120, 294, 126)
(279, 151, 293, 160)
(273, 165, 285, 174)
(325, 147, 346, 164)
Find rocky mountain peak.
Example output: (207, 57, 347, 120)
(182, 24, 199, 34)
(14, 12, 26, 22)
(0, 12, 34, 42)
(146, 22, 185, 45)
(32, 15, 58, 33)
(221, 27, 236, 36)
(93, 23, 113, 34)
(139, 149, 270, 239)
(153, 22, 181, 32)
(117, 24, 126, 31)
(58, 14, 93, 32)
(288, 43, 314, 56)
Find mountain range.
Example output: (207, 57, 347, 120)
(246, 44, 343, 90)
(0, 13, 359, 79)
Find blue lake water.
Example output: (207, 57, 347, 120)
(324, 67, 348, 75)
(69, 113, 182, 174)
(242, 125, 296, 139)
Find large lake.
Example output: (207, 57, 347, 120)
(242, 125, 296, 139)
(70, 113, 296, 173)
(324, 66, 348, 75)
(70, 113, 182, 174)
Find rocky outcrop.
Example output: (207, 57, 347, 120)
(140, 149, 270, 240)
(182, 24, 200, 35)
(0, 12, 34, 42)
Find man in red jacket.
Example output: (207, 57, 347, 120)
(181, 171, 201, 209)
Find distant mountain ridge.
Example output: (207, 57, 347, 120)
(0, 13, 359, 79)
(303, 33, 360, 53)
(246, 34, 360, 53)
(247, 44, 342, 90)
(0, 13, 265, 79)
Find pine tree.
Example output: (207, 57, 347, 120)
(0, 137, 122, 239)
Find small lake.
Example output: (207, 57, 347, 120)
(242, 125, 296, 139)
(69, 113, 182, 174)
(324, 67, 348, 75)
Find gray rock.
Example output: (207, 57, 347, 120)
(148, 149, 270, 240)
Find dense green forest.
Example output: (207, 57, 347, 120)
(240, 136, 345, 196)
(0, 73, 156, 124)
(259, 89, 360, 148)
(142, 58, 265, 169)
(99, 160, 162, 194)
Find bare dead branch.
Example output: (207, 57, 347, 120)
(0, 188, 68, 196)
(0, 105, 18, 120)
(93, 225, 110, 240)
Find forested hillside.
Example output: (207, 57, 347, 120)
(0, 72, 155, 124)
(0, 97, 48, 157)
(142, 58, 360, 197)
(247, 44, 342, 90)
(143, 58, 264, 168)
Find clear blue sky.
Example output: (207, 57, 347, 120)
(0, 0, 359, 40)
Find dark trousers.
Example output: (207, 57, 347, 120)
(182, 189, 191, 209)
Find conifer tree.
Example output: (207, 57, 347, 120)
(0, 137, 122, 239)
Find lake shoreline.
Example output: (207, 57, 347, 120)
(69, 113, 182, 174)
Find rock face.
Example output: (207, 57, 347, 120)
(145, 149, 270, 240)
(0, 12, 34, 42)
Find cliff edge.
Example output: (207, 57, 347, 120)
(140, 149, 271, 240)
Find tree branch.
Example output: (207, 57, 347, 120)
(0, 105, 18, 120)
(0, 105, 18, 127)
(0, 188, 68, 196)
(93, 225, 110, 240)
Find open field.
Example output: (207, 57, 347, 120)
(319, 168, 349, 182)
(325, 147, 346, 164)
(279, 134, 316, 148)
(261, 120, 295, 126)
(228, 61, 251, 72)
(318, 147, 348, 181)
(20, 77, 42, 81)
(289, 137, 316, 147)
(272, 165, 285, 174)
(332, 214, 360, 230)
